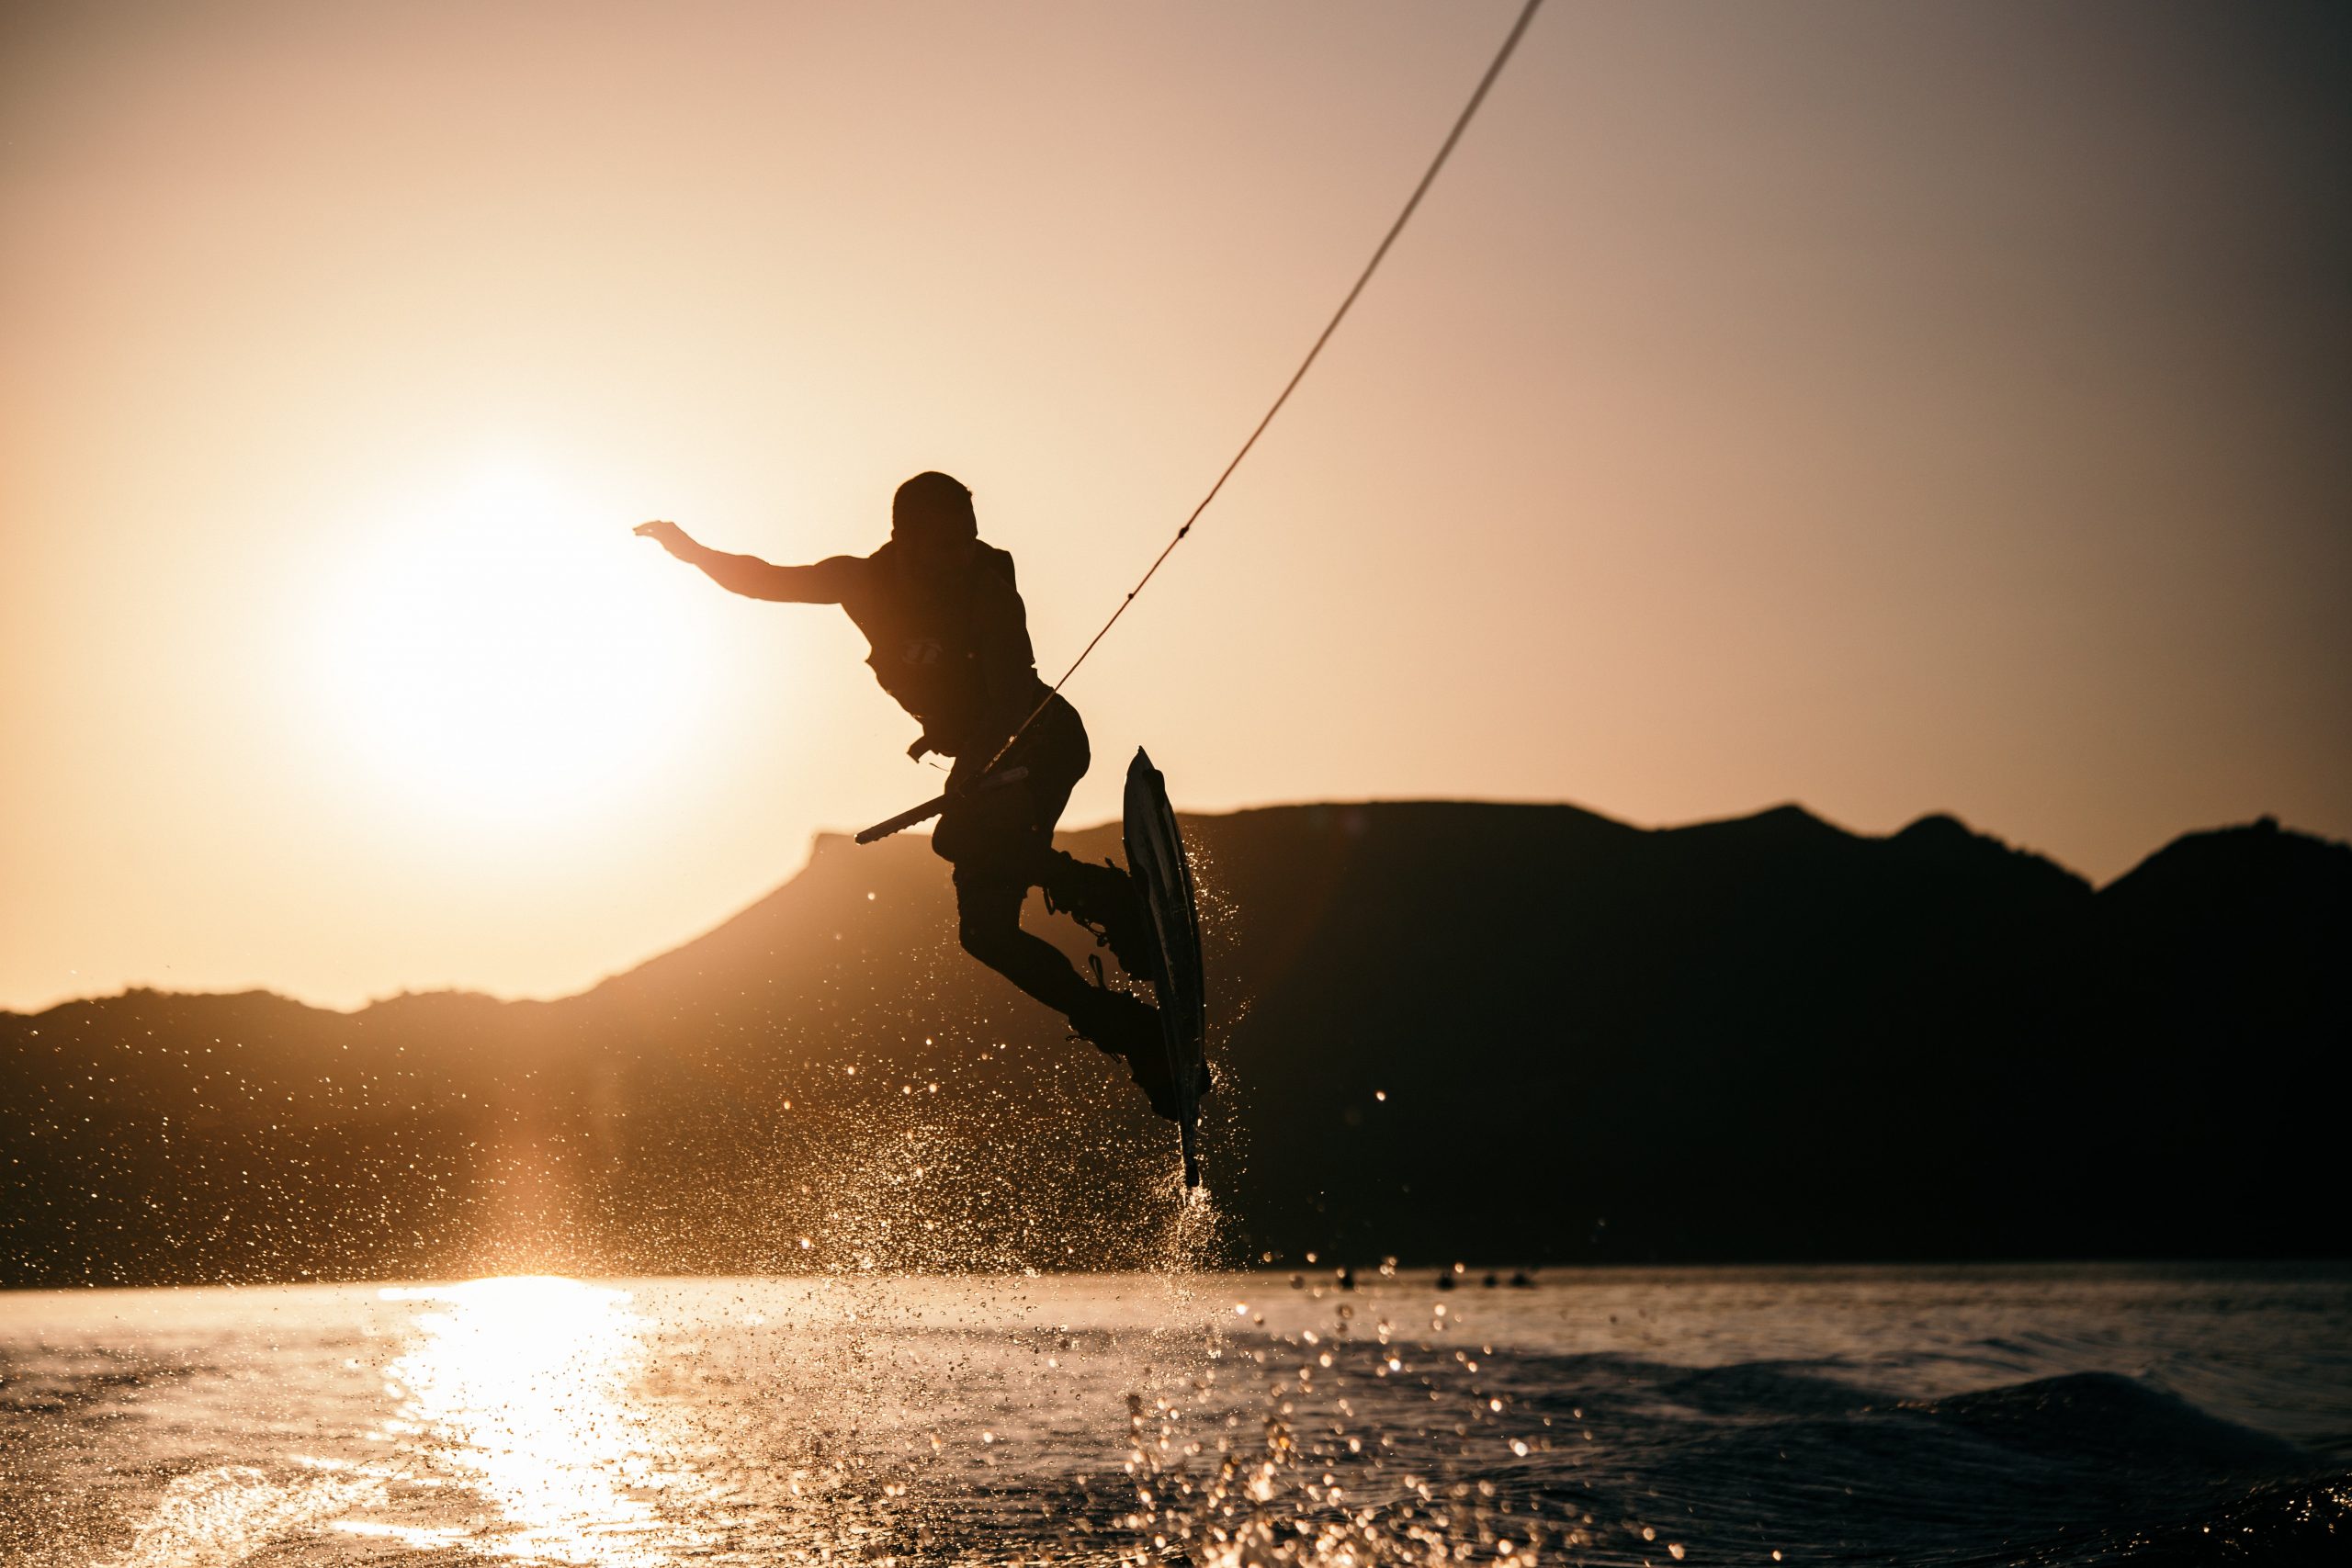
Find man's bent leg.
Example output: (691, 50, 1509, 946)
(936, 773, 1111, 1017)
(954, 876, 1093, 1016)
(955, 873, 1177, 1117)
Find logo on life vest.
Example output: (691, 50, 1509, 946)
(900, 638, 944, 666)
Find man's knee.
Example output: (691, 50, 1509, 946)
(935, 778, 1041, 868)
(955, 881, 1026, 962)
(958, 911, 1017, 964)
(933, 809, 983, 867)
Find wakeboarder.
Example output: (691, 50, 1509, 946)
(637, 472, 1207, 1122)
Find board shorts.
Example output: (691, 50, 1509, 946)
(931, 693, 1089, 889)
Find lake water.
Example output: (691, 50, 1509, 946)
(3, 1259, 2346, 1566)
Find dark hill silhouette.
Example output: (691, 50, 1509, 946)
(4, 801, 2346, 1286)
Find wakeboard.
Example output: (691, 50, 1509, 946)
(1123, 748, 1209, 1188)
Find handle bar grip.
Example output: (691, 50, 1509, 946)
(854, 767, 1030, 844)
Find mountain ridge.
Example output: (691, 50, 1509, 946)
(3, 798, 2104, 1024)
(5, 798, 2344, 1285)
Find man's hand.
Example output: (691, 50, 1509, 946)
(907, 734, 934, 764)
(633, 519, 700, 559)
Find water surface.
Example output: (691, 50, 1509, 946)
(4, 1262, 2347, 1565)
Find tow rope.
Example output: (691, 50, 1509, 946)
(861, 0, 1545, 841)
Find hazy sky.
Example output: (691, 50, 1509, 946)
(4, 1, 2346, 1012)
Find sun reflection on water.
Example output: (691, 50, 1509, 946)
(376, 1275, 705, 1565)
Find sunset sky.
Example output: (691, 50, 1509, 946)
(3, 1, 2346, 1013)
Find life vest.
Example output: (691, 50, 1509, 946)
(844, 540, 1026, 748)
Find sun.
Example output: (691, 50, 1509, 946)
(314, 462, 717, 828)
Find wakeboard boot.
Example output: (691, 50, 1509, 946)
(1067, 987, 1182, 1122)
(1042, 854, 1155, 981)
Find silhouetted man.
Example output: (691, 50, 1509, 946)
(637, 472, 1195, 1117)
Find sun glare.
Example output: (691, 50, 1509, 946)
(315, 464, 716, 829)
(372, 1275, 703, 1563)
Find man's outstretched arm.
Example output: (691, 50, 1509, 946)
(634, 520, 858, 603)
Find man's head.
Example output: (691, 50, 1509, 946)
(892, 471, 977, 547)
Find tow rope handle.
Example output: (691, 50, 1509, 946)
(854, 767, 1030, 844)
